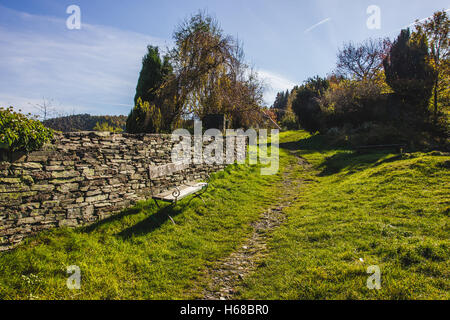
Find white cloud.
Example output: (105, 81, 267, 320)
(0, 5, 298, 114)
(0, 5, 170, 116)
(258, 70, 297, 106)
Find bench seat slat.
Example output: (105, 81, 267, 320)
(153, 182, 208, 202)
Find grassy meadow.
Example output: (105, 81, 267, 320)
(0, 131, 448, 299)
(239, 131, 449, 299)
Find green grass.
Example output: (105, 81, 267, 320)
(0, 159, 287, 299)
(0, 130, 448, 300)
(238, 131, 450, 300)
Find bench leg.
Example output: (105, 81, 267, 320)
(153, 198, 160, 209)
(166, 200, 177, 225)
(168, 215, 176, 225)
(194, 193, 206, 206)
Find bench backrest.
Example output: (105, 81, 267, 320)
(149, 161, 189, 179)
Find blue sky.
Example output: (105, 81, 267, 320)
(0, 0, 448, 116)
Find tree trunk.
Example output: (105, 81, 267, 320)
(433, 77, 438, 124)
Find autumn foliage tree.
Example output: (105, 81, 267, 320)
(412, 10, 449, 122)
(127, 12, 266, 133)
(275, 11, 447, 148)
(165, 12, 265, 129)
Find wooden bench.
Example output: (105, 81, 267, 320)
(148, 161, 209, 209)
(355, 144, 406, 154)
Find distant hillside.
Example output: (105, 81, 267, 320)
(43, 114, 127, 132)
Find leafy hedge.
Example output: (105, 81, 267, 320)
(0, 106, 53, 152)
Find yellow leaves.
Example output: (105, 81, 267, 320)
(373, 70, 393, 94)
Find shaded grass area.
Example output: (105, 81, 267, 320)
(0, 130, 448, 300)
(0, 158, 287, 299)
(239, 131, 450, 299)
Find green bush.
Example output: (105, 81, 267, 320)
(0, 106, 53, 152)
(291, 76, 329, 134)
(279, 111, 299, 130)
(126, 98, 162, 133)
(93, 121, 123, 133)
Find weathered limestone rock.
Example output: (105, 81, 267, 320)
(45, 165, 65, 171)
(0, 131, 247, 250)
(56, 183, 79, 193)
(0, 178, 21, 184)
(51, 170, 80, 178)
(31, 184, 55, 192)
(59, 219, 78, 227)
(85, 194, 108, 203)
(12, 162, 43, 170)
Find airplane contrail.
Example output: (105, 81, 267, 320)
(383, 8, 449, 37)
(304, 17, 331, 33)
(402, 8, 449, 29)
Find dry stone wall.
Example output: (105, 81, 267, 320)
(0, 131, 246, 251)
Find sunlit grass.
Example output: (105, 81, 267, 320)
(238, 133, 450, 300)
(0, 159, 285, 299)
(0, 130, 448, 299)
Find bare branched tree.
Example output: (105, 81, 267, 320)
(336, 38, 391, 81)
(29, 97, 57, 121)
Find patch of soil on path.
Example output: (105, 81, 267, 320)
(202, 155, 310, 300)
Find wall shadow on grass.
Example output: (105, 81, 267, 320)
(279, 134, 349, 153)
(279, 133, 404, 177)
(318, 151, 403, 176)
(117, 198, 198, 239)
(81, 207, 143, 233)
